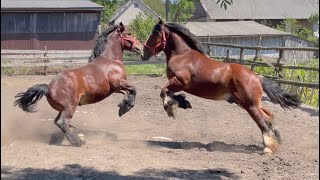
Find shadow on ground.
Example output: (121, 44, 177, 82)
(146, 140, 263, 154)
(1, 164, 239, 180)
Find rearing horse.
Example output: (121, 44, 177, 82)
(14, 22, 142, 147)
(142, 20, 301, 154)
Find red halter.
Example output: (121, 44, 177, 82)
(119, 32, 138, 51)
(143, 29, 167, 56)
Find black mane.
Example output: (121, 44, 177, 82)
(88, 25, 118, 62)
(164, 23, 207, 55)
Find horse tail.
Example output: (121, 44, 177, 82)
(14, 84, 48, 113)
(259, 76, 301, 109)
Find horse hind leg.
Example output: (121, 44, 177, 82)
(54, 109, 85, 147)
(261, 106, 281, 144)
(245, 105, 280, 154)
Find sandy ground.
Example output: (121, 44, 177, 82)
(1, 75, 319, 180)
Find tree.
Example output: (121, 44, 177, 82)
(170, 0, 195, 24)
(128, 12, 157, 40)
(142, 0, 166, 18)
(91, 0, 128, 27)
(276, 18, 319, 47)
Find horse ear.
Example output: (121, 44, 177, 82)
(109, 19, 115, 26)
(158, 18, 163, 25)
(118, 22, 125, 33)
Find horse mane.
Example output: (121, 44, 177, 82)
(88, 25, 118, 62)
(164, 23, 207, 55)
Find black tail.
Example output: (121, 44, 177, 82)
(260, 76, 301, 109)
(13, 84, 48, 113)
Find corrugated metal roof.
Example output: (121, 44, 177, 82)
(1, 0, 103, 10)
(185, 21, 291, 37)
(199, 0, 318, 20)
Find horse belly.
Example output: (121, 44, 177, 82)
(79, 93, 110, 106)
(185, 84, 232, 101)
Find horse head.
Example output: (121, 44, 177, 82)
(142, 19, 167, 61)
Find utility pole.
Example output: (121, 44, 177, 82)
(166, 0, 170, 22)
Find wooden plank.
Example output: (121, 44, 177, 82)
(202, 42, 319, 52)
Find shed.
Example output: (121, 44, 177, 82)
(1, 0, 103, 50)
(191, 0, 319, 32)
(185, 21, 316, 63)
(110, 0, 160, 26)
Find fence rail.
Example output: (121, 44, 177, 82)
(1, 43, 319, 104)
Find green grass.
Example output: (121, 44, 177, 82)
(125, 64, 166, 75)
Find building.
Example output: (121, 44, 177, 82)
(185, 21, 316, 63)
(1, 0, 103, 50)
(110, 0, 159, 26)
(191, 0, 319, 32)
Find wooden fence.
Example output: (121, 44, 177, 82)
(1, 43, 319, 107)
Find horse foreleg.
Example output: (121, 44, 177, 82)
(160, 76, 190, 118)
(117, 80, 137, 117)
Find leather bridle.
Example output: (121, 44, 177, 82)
(143, 29, 167, 56)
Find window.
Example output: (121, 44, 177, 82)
(134, 3, 138, 8)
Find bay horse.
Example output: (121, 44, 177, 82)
(142, 19, 301, 154)
(14, 22, 142, 147)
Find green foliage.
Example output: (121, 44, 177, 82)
(309, 13, 319, 23)
(128, 12, 157, 40)
(91, 0, 128, 24)
(254, 59, 319, 107)
(170, 0, 195, 23)
(215, 0, 233, 10)
(260, 20, 273, 27)
(125, 64, 166, 75)
(142, 0, 166, 18)
(276, 17, 319, 47)
(1, 67, 14, 75)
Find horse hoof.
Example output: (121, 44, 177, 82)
(164, 104, 176, 119)
(263, 147, 274, 155)
(118, 104, 133, 117)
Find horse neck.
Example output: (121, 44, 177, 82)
(163, 32, 191, 61)
(100, 36, 124, 62)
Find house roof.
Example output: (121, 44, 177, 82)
(1, 0, 103, 11)
(185, 21, 291, 37)
(110, 0, 159, 22)
(199, 0, 319, 20)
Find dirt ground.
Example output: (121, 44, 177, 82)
(1, 75, 319, 180)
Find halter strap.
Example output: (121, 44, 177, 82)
(119, 32, 137, 51)
(143, 29, 167, 56)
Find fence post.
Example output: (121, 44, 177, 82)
(251, 34, 262, 71)
(226, 49, 230, 62)
(275, 50, 284, 87)
(239, 48, 244, 60)
(276, 50, 284, 77)
(207, 35, 212, 56)
(43, 46, 48, 76)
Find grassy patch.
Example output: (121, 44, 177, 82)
(125, 64, 166, 75)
